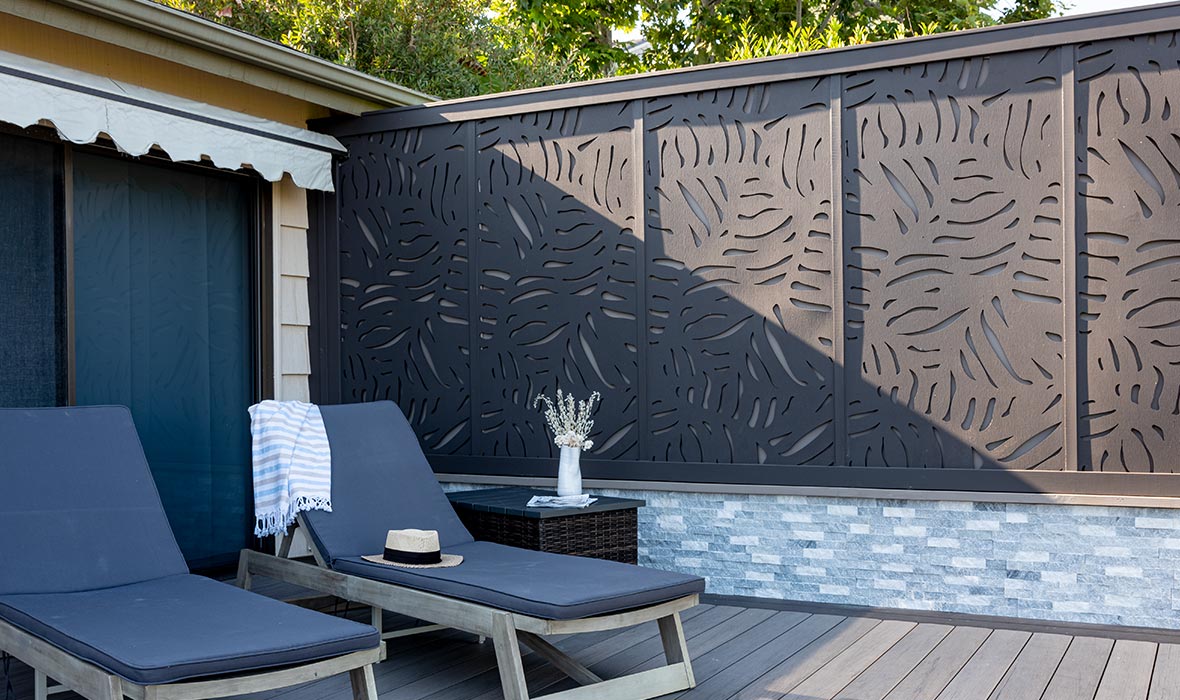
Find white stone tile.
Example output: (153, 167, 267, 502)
(894, 525, 927, 537)
(1105, 565, 1143, 578)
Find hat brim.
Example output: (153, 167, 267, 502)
(361, 553, 464, 569)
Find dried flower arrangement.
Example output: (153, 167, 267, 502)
(532, 388, 601, 451)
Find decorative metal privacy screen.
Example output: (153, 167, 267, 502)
(326, 9, 1180, 494)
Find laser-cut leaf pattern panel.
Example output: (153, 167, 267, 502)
(842, 50, 1067, 469)
(337, 125, 472, 454)
(332, 26, 1180, 485)
(644, 81, 836, 465)
(474, 105, 640, 459)
(1076, 32, 1180, 472)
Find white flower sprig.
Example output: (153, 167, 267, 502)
(532, 388, 601, 451)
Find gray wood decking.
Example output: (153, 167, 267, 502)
(4, 578, 1180, 700)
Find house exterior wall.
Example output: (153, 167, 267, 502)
(0, 14, 328, 128)
(274, 177, 313, 402)
(443, 482, 1180, 629)
(0, 9, 347, 405)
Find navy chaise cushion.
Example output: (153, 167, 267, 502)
(0, 575, 379, 684)
(0, 406, 188, 595)
(334, 541, 705, 620)
(310, 401, 705, 620)
(0, 406, 379, 684)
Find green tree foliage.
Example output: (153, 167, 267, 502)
(159, 0, 1066, 99)
(157, 0, 582, 99)
(534, 0, 1067, 76)
(501, 0, 640, 76)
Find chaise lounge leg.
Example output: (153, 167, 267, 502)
(658, 612, 695, 688)
(34, 671, 47, 700)
(348, 665, 378, 700)
(370, 606, 383, 635)
(491, 613, 530, 700)
(101, 675, 123, 700)
(235, 550, 253, 590)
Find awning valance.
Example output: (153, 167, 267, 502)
(0, 49, 344, 191)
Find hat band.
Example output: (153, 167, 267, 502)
(383, 547, 442, 565)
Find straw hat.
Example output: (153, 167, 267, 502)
(362, 529, 463, 569)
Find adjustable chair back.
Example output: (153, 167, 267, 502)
(302, 401, 473, 564)
(0, 406, 187, 595)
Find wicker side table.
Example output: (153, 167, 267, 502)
(446, 487, 645, 564)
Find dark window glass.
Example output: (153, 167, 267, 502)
(0, 133, 65, 407)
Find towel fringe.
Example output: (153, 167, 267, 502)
(254, 496, 332, 538)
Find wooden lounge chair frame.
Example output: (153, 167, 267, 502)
(237, 514, 698, 700)
(0, 614, 383, 700)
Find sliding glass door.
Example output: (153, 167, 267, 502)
(0, 131, 261, 568)
(71, 154, 256, 567)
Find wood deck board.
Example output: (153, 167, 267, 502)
(733, 616, 882, 700)
(987, 632, 1071, 700)
(2, 596, 1177, 700)
(655, 611, 816, 699)
(882, 625, 992, 700)
(934, 629, 1031, 700)
(1148, 644, 1180, 700)
(675, 614, 846, 700)
(1040, 636, 1117, 700)
(1094, 640, 1158, 700)
(782, 619, 917, 700)
(833, 623, 954, 700)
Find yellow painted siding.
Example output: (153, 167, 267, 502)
(0, 14, 328, 127)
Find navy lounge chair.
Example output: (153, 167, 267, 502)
(239, 400, 704, 700)
(0, 406, 382, 700)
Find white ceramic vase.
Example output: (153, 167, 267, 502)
(557, 445, 582, 497)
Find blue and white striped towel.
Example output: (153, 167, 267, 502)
(249, 400, 332, 538)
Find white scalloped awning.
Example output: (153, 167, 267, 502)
(0, 49, 344, 191)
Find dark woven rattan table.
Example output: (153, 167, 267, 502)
(446, 487, 645, 564)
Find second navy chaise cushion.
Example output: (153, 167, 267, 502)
(0, 405, 380, 685)
(0, 574, 379, 684)
(334, 541, 705, 620)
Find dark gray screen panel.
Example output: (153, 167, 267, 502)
(1076, 32, 1180, 472)
(842, 50, 1067, 470)
(330, 19, 1180, 492)
(473, 105, 641, 459)
(338, 125, 472, 454)
(644, 81, 836, 465)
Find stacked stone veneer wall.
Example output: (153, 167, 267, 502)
(443, 484, 1180, 629)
